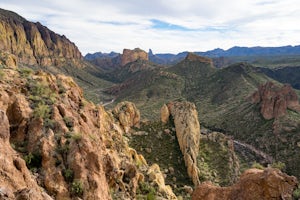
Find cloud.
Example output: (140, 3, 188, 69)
(0, 0, 300, 54)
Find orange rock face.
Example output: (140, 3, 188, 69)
(121, 48, 148, 66)
(0, 8, 82, 67)
(192, 168, 298, 200)
(251, 82, 300, 119)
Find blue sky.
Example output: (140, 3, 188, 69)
(0, 0, 300, 55)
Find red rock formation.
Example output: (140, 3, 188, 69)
(0, 8, 82, 67)
(251, 82, 300, 119)
(185, 52, 213, 67)
(121, 48, 148, 66)
(192, 168, 298, 200)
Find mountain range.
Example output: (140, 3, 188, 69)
(0, 8, 299, 200)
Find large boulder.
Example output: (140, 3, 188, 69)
(113, 101, 140, 133)
(192, 168, 298, 200)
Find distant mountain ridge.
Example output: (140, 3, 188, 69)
(86, 45, 300, 66)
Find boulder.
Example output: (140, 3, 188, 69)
(192, 168, 298, 200)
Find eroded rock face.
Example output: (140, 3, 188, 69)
(113, 101, 140, 133)
(185, 52, 213, 66)
(0, 65, 176, 199)
(192, 168, 298, 200)
(163, 101, 201, 186)
(0, 8, 82, 67)
(121, 48, 148, 66)
(251, 82, 300, 119)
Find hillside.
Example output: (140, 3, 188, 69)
(109, 52, 300, 181)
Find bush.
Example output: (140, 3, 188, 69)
(251, 162, 264, 170)
(19, 67, 33, 77)
(0, 69, 4, 79)
(24, 152, 42, 170)
(63, 168, 74, 183)
(271, 161, 286, 171)
(63, 117, 74, 128)
(33, 102, 50, 119)
(293, 186, 300, 199)
(71, 180, 84, 196)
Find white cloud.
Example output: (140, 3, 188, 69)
(0, 0, 300, 55)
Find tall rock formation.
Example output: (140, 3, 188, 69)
(192, 168, 298, 200)
(0, 8, 82, 67)
(121, 48, 148, 66)
(251, 82, 300, 119)
(161, 102, 201, 186)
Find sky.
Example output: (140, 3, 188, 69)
(1, 0, 300, 55)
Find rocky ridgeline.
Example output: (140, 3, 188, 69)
(0, 8, 82, 67)
(0, 62, 176, 199)
(121, 48, 148, 66)
(161, 102, 201, 186)
(251, 81, 300, 119)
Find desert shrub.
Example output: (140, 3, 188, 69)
(19, 67, 33, 77)
(24, 152, 42, 170)
(33, 102, 50, 119)
(71, 180, 84, 196)
(251, 162, 264, 170)
(71, 132, 82, 142)
(63, 117, 74, 128)
(293, 186, 300, 199)
(271, 161, 286, 171)
(63, 168, 74, 183)
(0, 69, 4, 79)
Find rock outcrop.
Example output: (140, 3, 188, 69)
(0, 64, 176, 199)
(113, 101, 140, 133)
(0, 8, 82, 67)
(162, 101, 201, 186)
(192, 168, 298, 200)
(251, 82, 300, 119)
(121, 48, 148, 66)
(185, 52, 213, 67)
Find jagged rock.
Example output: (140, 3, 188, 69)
(121, 48, 148, 66)
(113, 101, 140, 133)
(192, 168, 298, 200)
(251, 82, 300, 119)
(0, 8, 82, 67)
(147, 164, 177, 200)
(0, 110, 9, 141)
(165, 101, 201, 186)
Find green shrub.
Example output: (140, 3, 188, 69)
(33, 102, 50, 119)
(24, 152, 42, 170)
(71, 180, 84, 196)
(63, 168, 74, 183)
(271, 161, 286, 171)
(63, 117, 74, 128)
(251, 162, 264, 170)
(0, 69, 4, 79)
(19, 67, 33, 77)
(72, 132, 82, 142)
(293, 186, 300, 199)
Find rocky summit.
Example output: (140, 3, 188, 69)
(121, 48, 148, 66)
(0, 8, 82, 67)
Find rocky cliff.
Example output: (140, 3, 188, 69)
(161, 101, 201, 186)
(192, 168, 298, 200)
(251, 81, 300, 119)
(121, 48, 148, 66)
(0, 60, 176, 199)
(0, 8, 82, 67)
